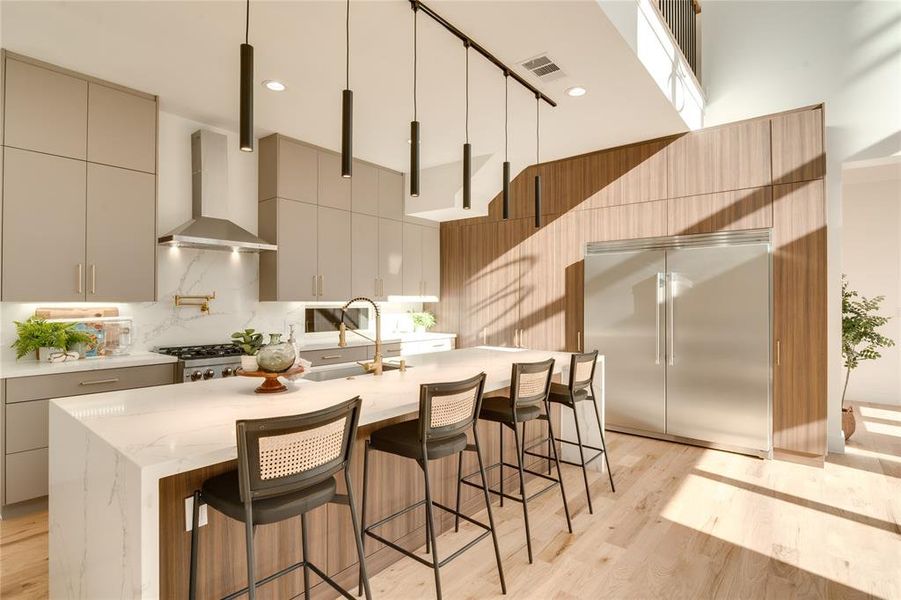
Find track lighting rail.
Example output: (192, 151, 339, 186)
(409, 0, 557, 108)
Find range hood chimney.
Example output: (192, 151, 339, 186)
(158, 129, 277, 252)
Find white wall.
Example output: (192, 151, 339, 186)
(841, 161, 901, 405)
(0, 111, 422, 361)
(702, 0, 901, 452)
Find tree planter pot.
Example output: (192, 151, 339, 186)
(842, 406, 856, 440)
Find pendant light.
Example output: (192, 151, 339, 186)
(239, 0, 253, 152)
(341, 0, 353, 178)
(462, 42, 471, 210)
(410, 4, 420, 197)
(502, 72, 510, 220)
(534, 94, 541, 228)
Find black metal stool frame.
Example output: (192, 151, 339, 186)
(359, 372, 506, 600)
(189, 397, 371, 600)
(457, 359, 573, 564)
(523, 351, 615, 515)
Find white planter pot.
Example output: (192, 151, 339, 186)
(241, 355, 259, 371)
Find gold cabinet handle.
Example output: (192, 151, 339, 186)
(776, 340, 781, 366)
(577, 331, 582, 352)
(321, 354, 342, 360)
(90, 264, 96, 295)
(312, 276, 317, 297)
(77, 264, 83, 294)
(79, 378, 120, 386)
(318, 275, 324, 297)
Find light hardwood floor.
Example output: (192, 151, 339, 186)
(2, 402, 899, 599)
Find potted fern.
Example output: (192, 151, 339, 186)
(841, 276, 895, 439)
(11, 317, 92, 361)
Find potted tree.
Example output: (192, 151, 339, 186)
(231, 329, 264, 371)
(841, 276, 895, 439)
(11, 317, 92, 361)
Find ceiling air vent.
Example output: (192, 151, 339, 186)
(521, 54, 566, 82)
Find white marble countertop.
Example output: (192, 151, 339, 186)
(0, 352, 178, 380)
(52, 347, 571, 479)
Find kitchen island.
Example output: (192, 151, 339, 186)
(49, 347, 605, 599)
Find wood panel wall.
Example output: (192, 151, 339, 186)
(434, 105, 828, 461)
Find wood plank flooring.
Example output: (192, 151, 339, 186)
(3, 402, 899, 599)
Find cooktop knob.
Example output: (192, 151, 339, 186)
(203, 369, 215, 380)
(190, 370, 202, 382)
(222, 367, 234, 377)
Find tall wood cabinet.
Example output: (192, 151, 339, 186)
(1, 52, 158, 302)
(258, 133, 438, 302)
(440, 105, 830, 461)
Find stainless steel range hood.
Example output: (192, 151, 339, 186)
(158, 129, 277, 252)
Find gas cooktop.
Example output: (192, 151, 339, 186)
(155, 344, 243, 361)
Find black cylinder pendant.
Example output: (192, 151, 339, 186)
(239, 43, 254, 152)
(463, 143, 472, 210)
(534, 173, 542, 228)
(342, 89, 353, 177)
(410, 120, 420, 197)
(502, 161, 511, 220)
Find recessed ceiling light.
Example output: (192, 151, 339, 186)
(262, 80, 286, 92)
(566, 86, 587, 97)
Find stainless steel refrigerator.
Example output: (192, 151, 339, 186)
(584, 231, 771, 457)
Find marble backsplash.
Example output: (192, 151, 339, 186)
(0, 246, 424, 362)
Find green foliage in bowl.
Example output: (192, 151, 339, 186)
(231, 328, 265, 356)
(11, 317, 93, 360)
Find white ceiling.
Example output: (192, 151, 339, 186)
(1, 0, 688, 218)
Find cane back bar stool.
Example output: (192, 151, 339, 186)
(360, 372, 505, 600)
(458, 359, 573, 564)
(189, 397, 371, 600)
(523, 351, 615, 515)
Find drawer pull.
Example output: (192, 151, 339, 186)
(432, 343, 446, 348)
(79, 378, 120, 386)
(320, 354, 342, 360)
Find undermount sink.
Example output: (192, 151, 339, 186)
(303, 362, 407, 382)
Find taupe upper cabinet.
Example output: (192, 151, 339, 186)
(317, 207, 352, 300)
(351, 160, 379, 216)
(1, 53, 159, 302)
(318, 152, 351, 210)
(259, 198, 319, 302)
(422, 226, 440, 297)
(2, 148, 87, 301)
(378, 170, 404, 221)
(351, 213, 380, 298)
(87, 82, 157, 173)
(379, 218, 404, 298)
(259, 135, 318, 204)
(402, 223, 423, 296)
(86, 164, 156, 301)
(3, 57, 87, 159)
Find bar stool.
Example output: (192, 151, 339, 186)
(359, 372, 505, 600)
(189, 397, 371, 600)
(458, 359, 572, 564)
(525, 351, 615, 515)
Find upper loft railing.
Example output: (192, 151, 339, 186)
(654, 0, 702, 82)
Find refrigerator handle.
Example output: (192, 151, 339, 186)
(668, 272, 675, 366)
(656, 272, 664, 365)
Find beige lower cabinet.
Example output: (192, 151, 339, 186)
(1, 363, 177, 508)
(86, 163, 156, 301)
(2, 147, 87, 302)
